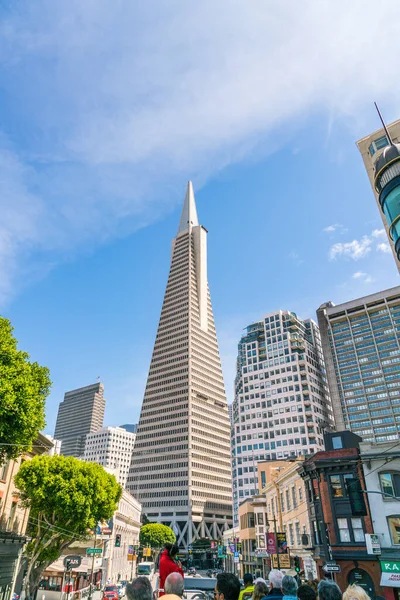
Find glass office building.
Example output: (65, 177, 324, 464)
(317, 287, 400, 444)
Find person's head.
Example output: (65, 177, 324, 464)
(165, 573, 184, 597)
(282, 576, 298, 597)
(318, 580, 342, 600)
(269, 570, 284, 591)
(244, 574, 254, 588)
(343, 585, 370, 600)
(164, 542, 179, 559)
(308, 582, 319, 594)
(297, 585, 317, 600)
(126, 577, 153, 600)
(253, 581, 269, 600)
(215, 573, 241, 600)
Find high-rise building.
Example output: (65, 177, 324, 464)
(231, 310, 334, 526)
(119, 424, 138, 434)
(83, 426, 136, 488)
(127, 182, 232, 549)
(317, 286, 400, 443)
(54, 383, 105, 457)
(356, 117, 400, 270)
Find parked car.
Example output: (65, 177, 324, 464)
(205, 570, 212, 578)
(188, 567, 197, 576)
(117, 583, 126, 598)
(103, 585, 119, 600)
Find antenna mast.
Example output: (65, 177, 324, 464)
(374, 102, 393, 145)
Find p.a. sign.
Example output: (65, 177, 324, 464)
(381, 562, 400, 588)
(63, 555, 82, 569)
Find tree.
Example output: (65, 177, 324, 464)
(0, 317, 51, 464)
(139, 523, 176, 549)
(14, 454, 122, 599)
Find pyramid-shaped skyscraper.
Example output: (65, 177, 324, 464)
(127, 182, 232, 549)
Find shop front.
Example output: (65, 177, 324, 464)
(379, 560, 400, 600)
(0, 533, 26, 600)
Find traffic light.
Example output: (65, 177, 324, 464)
(346, 478, 368, 517)
(294, 556, 301, 573)
(115, 534, 121, 547)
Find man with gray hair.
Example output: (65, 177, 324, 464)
(261, 569, 283, 600)
(164, 572, 185, 600)
(317, 581, 342, 600)
(126, 577, 153, 600)
(281, 575, 297, 600)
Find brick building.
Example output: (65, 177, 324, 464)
(298, 431, 384, 597)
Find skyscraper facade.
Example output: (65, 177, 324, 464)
(317, 286, 400, 444)
(54, 383, 105, 457)
(127, 182, 232, 549)
(83, 426, 136, 488)
(231, 310, 334, 526)
(357, 118, 400, 270)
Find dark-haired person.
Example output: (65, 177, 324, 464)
(297, 584, 316, 600)
(215, 573, 241, 600)
(126, 577, 153, 600)
(317, 581, 342, 600)
(159, 543, 184, 597)
(238, 573, 254, 600)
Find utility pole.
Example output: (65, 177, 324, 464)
(88, 529, 98, 600)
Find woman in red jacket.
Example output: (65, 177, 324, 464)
(159, 543, 184, 596)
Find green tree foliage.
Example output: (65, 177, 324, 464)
(140, 523, 176, 549)
(0, 317, 51, 464)
(15, 455, 122, 599)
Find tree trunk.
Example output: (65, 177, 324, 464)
(23, 562, 51, 600)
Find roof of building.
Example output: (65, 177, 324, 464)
(375, 143, 400, 174)
(178, 181, 199, 233)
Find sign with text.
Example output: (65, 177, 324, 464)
(64, 555, 82, 569)
(272, 554, 290, 569)
(323, 562, 341, 573)
(365, 534, 381, 555)
(276, 532, 287, 554)
(86, 548, 102, 555)
(267, 533, 277, 555)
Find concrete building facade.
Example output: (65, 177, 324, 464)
(127, 182, 232, 549)
(317, 286, 400, 443)
(83, 426, 136, 489)
(54, 383, 106, 457)
(231, 310, 334, 525)
(357, 118, 400, 270)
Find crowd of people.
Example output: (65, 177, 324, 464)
(124, 568, 372, 600)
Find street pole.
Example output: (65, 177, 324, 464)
(66, 569, 71, 600)
(273, 514, 280, 570)
(88, 529, 98, 600)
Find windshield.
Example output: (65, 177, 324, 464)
(105, 587, 118, 592)
(138, 565, 151, 574)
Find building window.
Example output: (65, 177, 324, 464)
(331, 435, 343, 449)
(380, 472, 400, 499)
(330, 475, 343, 498)
(295, 521, 301, 545)
(289, 523, 294, 546)
(0, 461, 9, 481)
(312, 521, 320, 545)
(337, 518, 351, 542)
(257, 513, 264, 525)
(352, 518, 365, 542)
(292, 486, 297, 508)
(388, 516, 400, 545)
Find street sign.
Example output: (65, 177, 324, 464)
(366, 534, 381, 555)
(323, 562, 341, 573)
(86, 548, 102, 555)
(272, 554, 290, 569)
(64, 555, 82, 569)
(381, 561, 400, 588)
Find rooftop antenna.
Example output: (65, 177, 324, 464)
(374, 102, 393, 145)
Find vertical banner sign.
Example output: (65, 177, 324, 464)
(276, 533, 288, 554)
(267, 533, 277, 555)
(128, 545, 134, 561)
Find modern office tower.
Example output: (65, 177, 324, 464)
(83, 426, 136, 488)
(127, 182, 232, 549)
(318, 287, 400, 443)
(54, 383, 105, 457)
(119, 424, 138, 434)
(231, 311, 334, 526)
(357, 117, 400, 270)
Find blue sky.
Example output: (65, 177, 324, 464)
(1, 1, 399, 433)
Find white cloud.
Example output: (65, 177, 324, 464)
(352, 271, 374, 283)
(372, 229, 386, 239)
(377, 242, 391, 254)
(0, 1, 400, 300)
(329, 236, 372, 261)
(323, 223, 347, 234)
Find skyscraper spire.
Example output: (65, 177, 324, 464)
(127, 182, 232, 550)
(178, 180, 199, 233)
